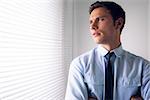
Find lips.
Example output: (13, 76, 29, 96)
(92, 32, 101, 37)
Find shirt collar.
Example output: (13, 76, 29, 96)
(98, 45, 108, 57)
(98, 44, 124, 57)
(112, 45, 124, 57)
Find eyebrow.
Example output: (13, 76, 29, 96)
(90, 15, 107, 19)
(89, 15, 107, 22)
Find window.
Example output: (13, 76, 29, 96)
(0, 0, 66, 99)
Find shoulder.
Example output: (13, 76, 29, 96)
(123, 50, 150, 65)
(72, 47, 97, 64)
(70, 47, 98, 70)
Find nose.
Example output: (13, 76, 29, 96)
(90, 21, 98, 30)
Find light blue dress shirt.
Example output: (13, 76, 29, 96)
(65, 45, 150, 100)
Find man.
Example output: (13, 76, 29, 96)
(65, 1, 150, 100)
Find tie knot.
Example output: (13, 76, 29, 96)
(105, 52, 114, 60)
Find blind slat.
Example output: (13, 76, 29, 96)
(0, 0, 65, 99)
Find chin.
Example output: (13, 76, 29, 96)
(93, 39, 102, 44)
(93, 37, 103, 43)
(94, 41, 102, 44)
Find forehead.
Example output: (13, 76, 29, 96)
(89, 7, 111, 19)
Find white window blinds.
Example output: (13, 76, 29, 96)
(0, 0, 66, 99)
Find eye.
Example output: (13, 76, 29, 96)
(89, 20, 93, 24)
(96, 17, 105, 22)
(100, 18, 105, 21)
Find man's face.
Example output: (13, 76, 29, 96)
(89, 7, 118, 44)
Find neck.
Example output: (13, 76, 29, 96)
(100, 40, 121, 51)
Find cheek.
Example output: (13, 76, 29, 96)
(97, 24, 109, 34)
(98, 22, 109, 30)
(98, 22, 114, 32)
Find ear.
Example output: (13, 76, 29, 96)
(114, 17, 124, 31)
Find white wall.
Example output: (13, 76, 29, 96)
(73, 0, 96, 58)
(121, 0, 149, 60)
(64, 0, 74, 86)
(73, 0, 150, 60)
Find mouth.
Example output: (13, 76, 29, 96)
(92, 32, 101, 37)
